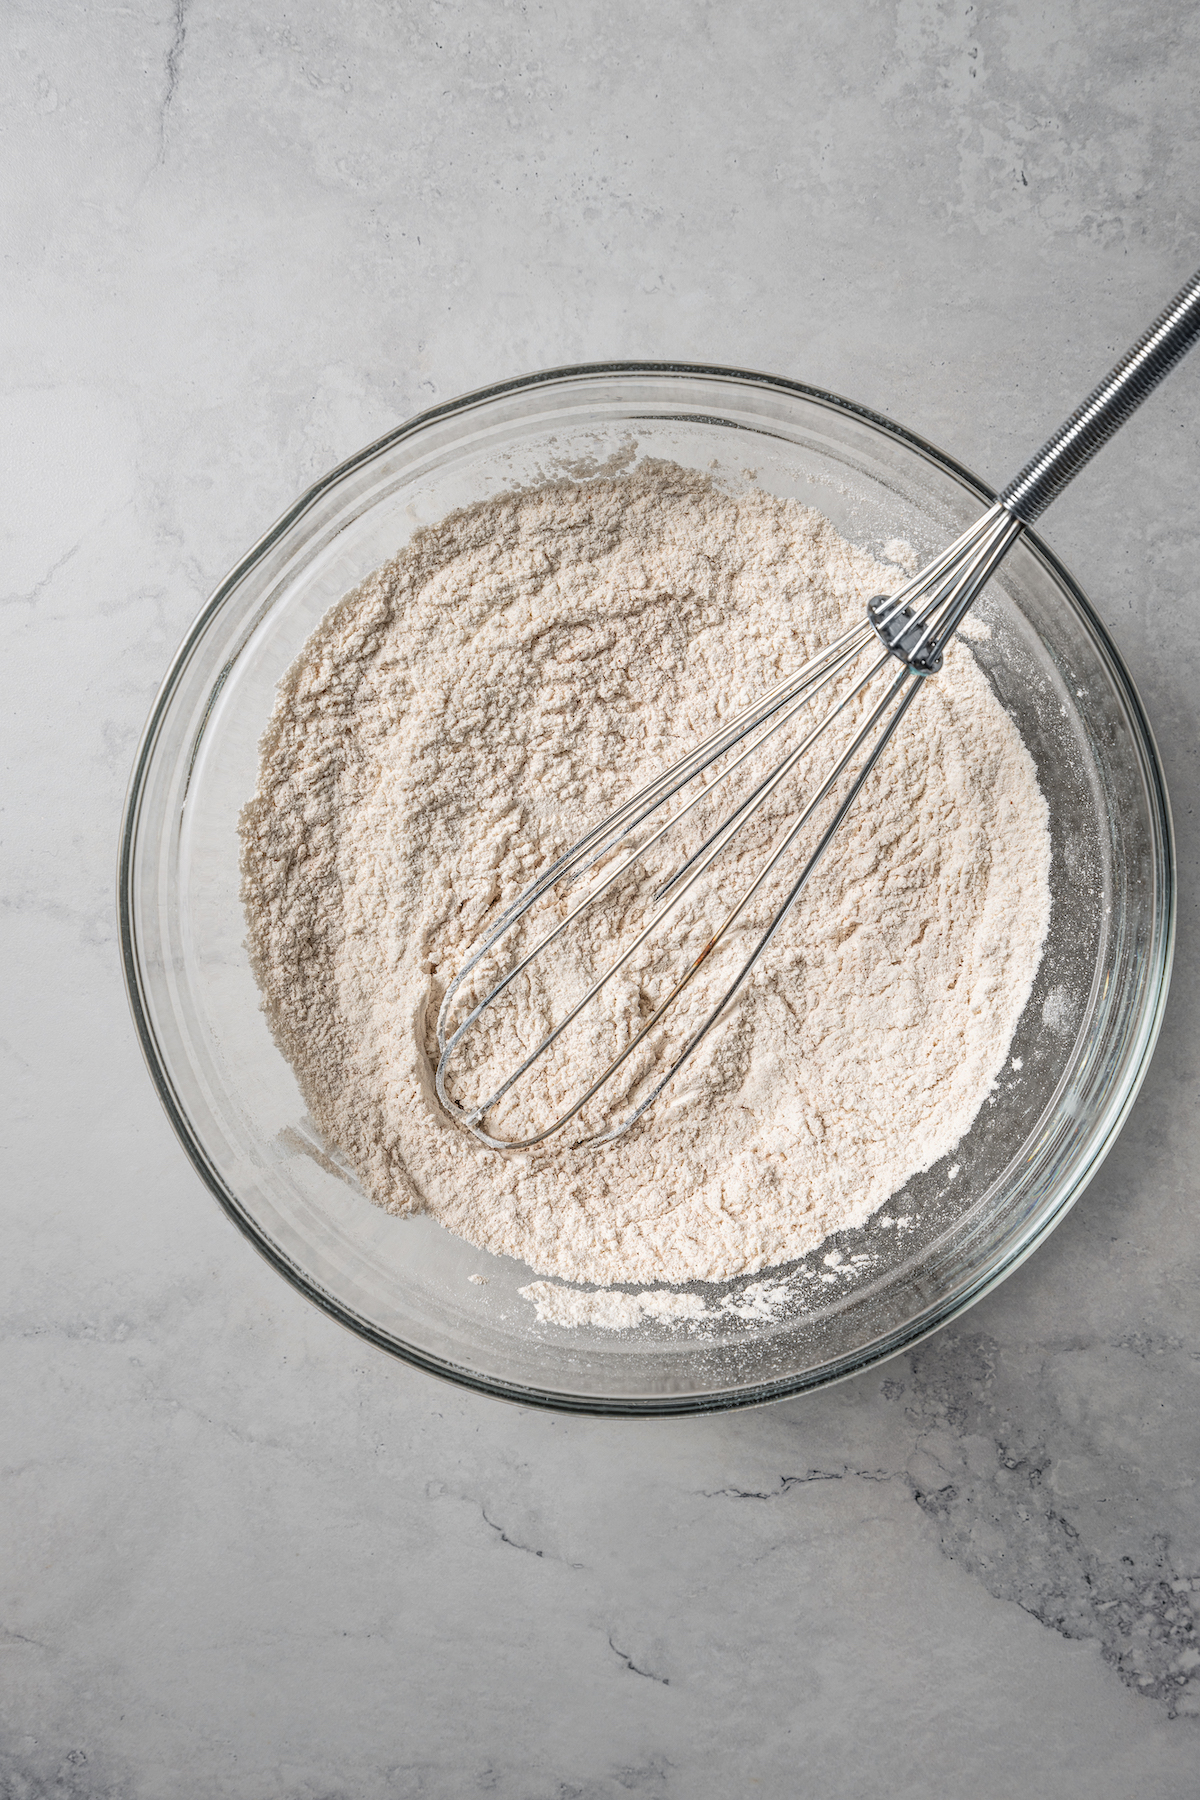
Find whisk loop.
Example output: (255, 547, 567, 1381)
(436, 267, 1200, 1149)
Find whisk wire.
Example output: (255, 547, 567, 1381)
(437, 627, 856, 1021)
(436, 639, 885, 1133)
(649, 632, 880, 903)
(436, 622, 874, 1062)
(437, 643, 917, 1148)
(869, 503, 1024, 672)
(581, 664, 926, 1148)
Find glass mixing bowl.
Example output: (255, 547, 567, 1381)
(119, 366, 1174, 1415)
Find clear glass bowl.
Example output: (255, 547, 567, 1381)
(119, 366, 1174, 1415)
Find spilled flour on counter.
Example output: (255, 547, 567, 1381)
(240, 464, 1051, 1303)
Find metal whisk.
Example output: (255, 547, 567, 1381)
(436, 270, 1200, 1150)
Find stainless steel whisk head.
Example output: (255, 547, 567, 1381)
(435, 268, 1200, 1150)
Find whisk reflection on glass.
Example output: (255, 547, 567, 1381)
(435, 270, 1200, 1150)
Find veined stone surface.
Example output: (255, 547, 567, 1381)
(4, 2, 1200, 1795)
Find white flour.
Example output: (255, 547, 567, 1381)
(240, 465, 1051, 1295)
(519, 1282, 712, 1330)
(518, 1266, 868, 1332)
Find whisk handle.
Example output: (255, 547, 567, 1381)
(999, 268, 1200, 525)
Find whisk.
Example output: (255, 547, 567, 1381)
(435, 270, 1200, 1151)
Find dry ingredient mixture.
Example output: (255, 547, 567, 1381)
(240, 464, 1051, 1305)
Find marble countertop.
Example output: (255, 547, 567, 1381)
(6, 4, 1200, 1794)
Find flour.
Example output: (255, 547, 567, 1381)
(240, 464, 1051, 1297)
(519, 1282, 711, 1330)
(519, 1248, 878, 1331)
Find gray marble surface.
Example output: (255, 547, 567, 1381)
(5, 3, 1200, 1795)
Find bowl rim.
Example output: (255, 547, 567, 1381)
(118, 360, 1176, 1415)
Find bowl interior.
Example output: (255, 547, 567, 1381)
(121, 368, 1173, 1413)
